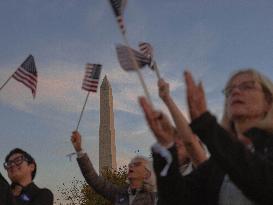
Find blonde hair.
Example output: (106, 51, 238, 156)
(129, 155, 157, 192)
(221, 68, 273, 134)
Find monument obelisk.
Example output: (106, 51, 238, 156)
(99, 75, 117, 172)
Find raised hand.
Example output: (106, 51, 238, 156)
(158, 78, 170, 101)
(71, 131, 82, 152)
(139, 97, 174, 147)
(184, 71, 207, 121)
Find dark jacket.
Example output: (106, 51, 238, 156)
(0, 173, 53, 205)
(77, 154, 156, 205)
(153, 112, 273, 205)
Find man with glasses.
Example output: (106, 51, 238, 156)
(0, 148, 53, 205)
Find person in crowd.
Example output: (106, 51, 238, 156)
(71, 130, 157, 205)
(157, 78, 209, 175)
(0, 148, 53, 205)
(140, 69, 273, 205)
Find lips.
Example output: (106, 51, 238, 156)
(230, 99, 245, 106)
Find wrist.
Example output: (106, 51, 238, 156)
(75, 147, 82, 152)
(160, 141, 174, 149)
(76, 150, 85, 158)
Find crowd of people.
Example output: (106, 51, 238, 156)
(1, 68, 273, 205)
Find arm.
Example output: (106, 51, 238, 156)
(191, 112, 273, 204)
(71, 131, 121, 202)
(0, 172, 9, 205)
(158, 78, 207, 166)
(31, 189, 54, 205)
(139, 97, 207, 204)
(152, 145, 210, 205)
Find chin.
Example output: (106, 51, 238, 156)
(229, 109, 248, 119)
(9, 175, 21, 183)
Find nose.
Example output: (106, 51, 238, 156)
(229, 86, 242, 97)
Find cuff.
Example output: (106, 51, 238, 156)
(76, 150, 86, 158)
(152, 143, 173, 176)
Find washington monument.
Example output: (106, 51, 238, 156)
(99, 75, 117, 172)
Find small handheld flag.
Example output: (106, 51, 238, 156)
(12, 55, 38, 98)
(108, 0, 127, 34)
(139, 42, 153, 59)
(116, 44, 151, 71)
(82, 64, 102, 92)
(76, 63, 102, 131)
(139, 42, 161, 79)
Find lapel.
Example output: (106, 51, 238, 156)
(18, 183, 40, 202)
(131, 190, 152, 205)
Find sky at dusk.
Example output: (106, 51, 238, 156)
(1, 0, 273, 201)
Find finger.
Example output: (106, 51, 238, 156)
(184, 71, 199, 119)
(158, 78, 164, 87)
(184, 71, 196, 90)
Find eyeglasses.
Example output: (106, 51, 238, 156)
(222, 81, 258, 97)
(3, 156, 27, 170)
(128, 161, 142, 168)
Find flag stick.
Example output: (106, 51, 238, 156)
(121, 34, 153, 107)
(0, 73, 14, 91)
(108, 1, 153, 106)
(75, 92, 90, 131)
(152, 62, 161, 80)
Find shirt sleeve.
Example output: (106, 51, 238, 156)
(190, 112, 273, 204)
(76, 153, 121, 202)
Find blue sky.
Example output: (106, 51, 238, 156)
(1, 0, 273, 202)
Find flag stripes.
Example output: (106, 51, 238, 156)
(82, 64, 102, 92)
(139, 42, 153, 58)
(139, 42, 157, 70)
(12, 55, 37, 98)
(116, 44, 151, 71)
(109, 0, 127, 34)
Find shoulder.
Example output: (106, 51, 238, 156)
(34, 187, 54, 203)
(38, 188, 53, 197)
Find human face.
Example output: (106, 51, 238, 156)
(225, 73, 270, 120)
(127, 159, 149, 182)
(5, 153, 34, 183)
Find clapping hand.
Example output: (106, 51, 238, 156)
(158, 78, 170, 101)
(139, 97, 174, 147)
(184, 71, 207, 121)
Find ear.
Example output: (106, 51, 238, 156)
(29, 163, 35, 172)
(144, 170, 151, 180)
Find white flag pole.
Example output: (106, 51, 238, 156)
(108, 1, 153, 107)
(75, 92, 90, 131)
(152, 61, 161, 80)
(121, 34, 154, 107)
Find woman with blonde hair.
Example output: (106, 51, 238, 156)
(141, 68, 273, 205)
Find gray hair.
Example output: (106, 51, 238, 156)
(130, 155, 157, 192)
(221, 68, 273, 134)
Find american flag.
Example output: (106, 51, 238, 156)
(139, 42, 153, 58)
(116, 44, 151, 71)
(12, 55, 38, 98)
(139, 42, 156, 70)
(82, 64, 102, 92)
(109, 0, 127, 34)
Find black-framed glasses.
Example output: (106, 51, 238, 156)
(3, 155, 27, 169)
(222, 81, 257, 97)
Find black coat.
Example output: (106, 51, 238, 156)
(0, 173, 53, 205)
(153, 112, 273, 205)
